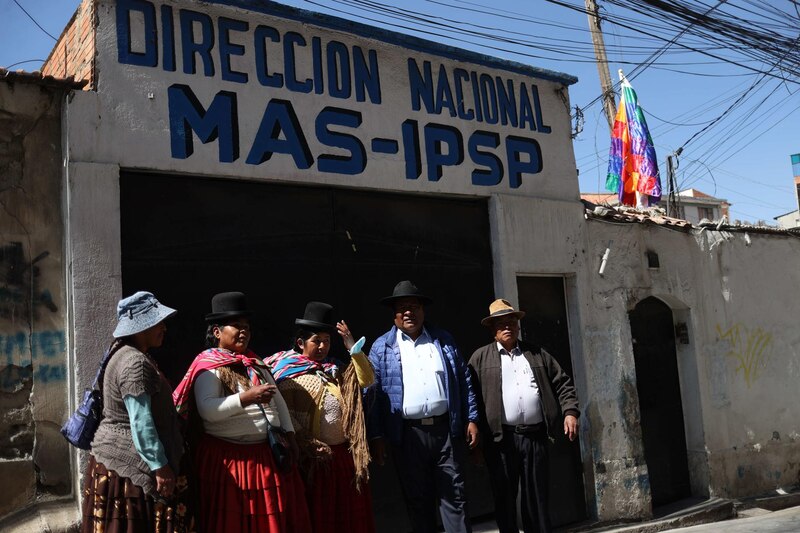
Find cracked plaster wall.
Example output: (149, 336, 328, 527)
(0, 79, 70, 520)
(582, 220, 800, 517)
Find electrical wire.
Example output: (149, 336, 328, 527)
(11, 0, 58, 41)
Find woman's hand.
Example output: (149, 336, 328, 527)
(239, 383, 277, 407)
(336, 320, 356, 351)
(154, 465, 176, 498)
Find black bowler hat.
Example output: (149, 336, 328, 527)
(380, 280, 433, 306)
(205, 292, 252, 323)
(295, 301, 337, 333)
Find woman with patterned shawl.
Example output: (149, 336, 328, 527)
(264, 301, 376, 533)
(172, 292, 311, 533)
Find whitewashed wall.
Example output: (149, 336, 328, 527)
(581, 220, 800, 517)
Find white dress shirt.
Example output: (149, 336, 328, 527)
(499, 342, 543, 426)
(398, 328, 448, 419)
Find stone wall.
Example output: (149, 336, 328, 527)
(0, 75, 72, 519)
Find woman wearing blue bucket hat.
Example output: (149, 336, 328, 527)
(81, 291, 192, 533)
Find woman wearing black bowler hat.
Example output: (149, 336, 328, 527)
(265, 301, 376, 533)
(172, 292, 311, 533)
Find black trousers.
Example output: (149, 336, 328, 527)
(484, 425, 551, 533)
(392, 417, 471, 533)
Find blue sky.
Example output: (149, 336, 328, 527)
(2, 0, 797, 223)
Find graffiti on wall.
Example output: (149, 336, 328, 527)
(0, 329, 66, 390)
(0, 242, 58, 320)
(716, 323, 773, 388)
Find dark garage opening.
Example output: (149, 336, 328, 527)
(517, 276, 587, 528)
(120, 171, 495, 530)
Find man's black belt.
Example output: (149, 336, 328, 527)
(404, 413, 449, 427)
(502, 422, 545, 435)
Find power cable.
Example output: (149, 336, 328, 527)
(11, 0, 58, 41)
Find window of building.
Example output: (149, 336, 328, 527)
(698, 206, 715, 220)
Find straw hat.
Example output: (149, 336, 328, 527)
(481, 298, 525, 326)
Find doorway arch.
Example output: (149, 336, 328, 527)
(629, 296, 691, 506)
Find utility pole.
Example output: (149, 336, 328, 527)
(666, 148, 682, 218)
(585, 0, 617, 132)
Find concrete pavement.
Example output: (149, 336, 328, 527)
(471, 500, 800, 533)
(659, 504, 800, 532)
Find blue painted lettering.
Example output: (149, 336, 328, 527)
(284, 32, 312, 93)
(423, 124, 464, 181)
(312, 37, 325, 95)
(246, 99, 313, 168)
(402, 119, 421, 180)
(453, 68, 474, 121)
(160, 5, 175, 71)
(0, 330, 66, 366)
(506, 136, 542, 188)
(168, 84, 239, 162)
(470, 71, 483, 122)
(116, 0, 157, 67)
(408, 59, 434, 113)
(469, 131, 503, 186)
(316, 108, 366, 175)
(435, 64, 457, 117)
(327, 41, 351, 99)
(479, 74, 498, 125)
(218, 17, 249, 84)
(496, 77, 517, 127)
(254, 25, 283, 88)
(115, 3, 383, 105)
(180, 9, 215, 76)
(530, 84, 552, 134)
(518, 82, 536, 131)
(353, 47, 381, 104)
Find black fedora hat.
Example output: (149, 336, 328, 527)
(205, 292, 252, 323)
(380, 280, 433, 306)
(295, 301, 336, 333)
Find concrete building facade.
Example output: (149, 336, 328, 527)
(2, 0, 800, 530)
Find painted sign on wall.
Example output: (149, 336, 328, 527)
(110, 0, 576, 194)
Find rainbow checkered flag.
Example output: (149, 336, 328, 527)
(606, 77, 661, 206)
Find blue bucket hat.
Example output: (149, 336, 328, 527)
(113, 291, 177, 338)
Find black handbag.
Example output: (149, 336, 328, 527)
(266, 422, 291, 472)
(60, 342, 119, 449)
(253, 370, 292, 472)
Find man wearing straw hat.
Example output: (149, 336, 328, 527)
(469, 299, 579, 533)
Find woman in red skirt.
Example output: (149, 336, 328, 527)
(172, 292, 311, 533)
(265, 301, 376, 533)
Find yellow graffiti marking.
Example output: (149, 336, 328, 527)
(716, 323, 773, 387)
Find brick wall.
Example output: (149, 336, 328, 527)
(41, 0, 95, 89)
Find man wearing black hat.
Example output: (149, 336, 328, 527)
(366, 280, 479, 533)
(469, 299, 579, 533)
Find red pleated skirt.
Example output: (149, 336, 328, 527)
(307, 443, 375, 533)
(195, 434, 311, 533)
